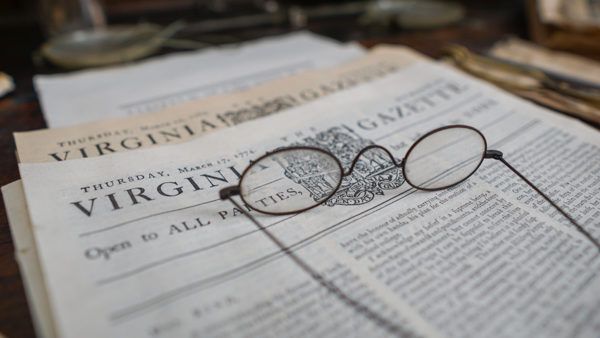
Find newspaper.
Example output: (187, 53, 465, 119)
(14, 60, 600, 338)
(6, 45, 424, 338)
(2, 181, 57, 338)
(35, 32, 364, 128)
(16, 46, 424, 163)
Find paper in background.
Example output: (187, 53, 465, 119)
(35, 32, 365, 128)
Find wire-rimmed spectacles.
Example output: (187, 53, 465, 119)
(219, 124, 599, 337)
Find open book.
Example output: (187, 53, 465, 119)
(5, 47, 600, 338)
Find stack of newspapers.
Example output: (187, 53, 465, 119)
(3, 32, 600, 338)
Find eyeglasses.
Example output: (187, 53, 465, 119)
(219, 124, 599, 337)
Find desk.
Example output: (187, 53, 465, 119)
(0, 3, 526, 337)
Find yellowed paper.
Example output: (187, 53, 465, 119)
(15, 46, 424, 164)
(2, 181, 57, 338)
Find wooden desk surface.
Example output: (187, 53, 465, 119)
(0, 3, 528, 337)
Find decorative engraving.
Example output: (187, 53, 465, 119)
(276, 149, 341, 203)
(281, 126, 404, 206)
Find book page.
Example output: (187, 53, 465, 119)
(17, 46, 423, 164)
(35, 32, 365, 128)
(19, 62, 600, 338)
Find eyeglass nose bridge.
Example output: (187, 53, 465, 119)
(219, 185, 241, 199)
(343, 144, 403, 177)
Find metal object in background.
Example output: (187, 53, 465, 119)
(361, 0, 465, 29)
(288, 0, 465, 30)
(39, 0, 106, 36)
(38, 0, 467, 69)
(40, 22, 185, 69)
(446, 45, 600, 101)
(445, 45, 600, 124)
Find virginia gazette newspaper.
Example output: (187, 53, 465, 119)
(15, 47, 422, 163)
(10, 58, 600, 337)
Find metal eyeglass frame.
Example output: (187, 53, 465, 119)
(218, 124, 599, 338)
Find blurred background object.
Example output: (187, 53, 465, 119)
(528, 0, 600, 57)
(39, 0, 106, 37)
(40, 21, 183, 68)
(360, 0, 464, 29)
(490, 37, 600, 84)
(0, 72, 15, 98)
(0, 0, 528, 69)
(444, 42, 600, 124)
(0, 0, 528, 105)
(34, 0, 468, 68)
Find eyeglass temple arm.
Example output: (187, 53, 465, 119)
(219, 192, 409, 337)
(484, 150, 600, 251)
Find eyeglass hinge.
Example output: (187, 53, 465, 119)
(219, 186, 241, 200)
(484, 150, 504, 160)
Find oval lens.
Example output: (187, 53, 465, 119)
(240, 147, 343, 214)
(403, 126, 486, 190)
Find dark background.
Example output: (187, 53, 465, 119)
(0, 1, 526, 336)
